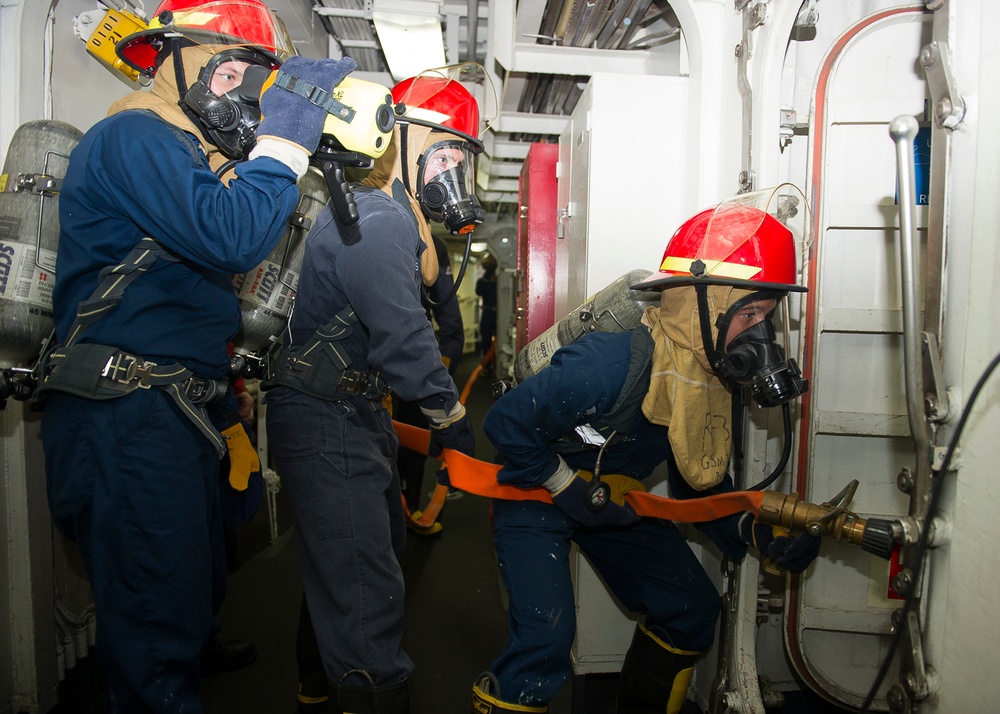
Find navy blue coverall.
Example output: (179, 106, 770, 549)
(42, 111, 298, 712)
(265, 184, 462, 688)
(483, 328, 749, 705)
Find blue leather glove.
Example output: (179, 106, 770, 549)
(433, 467, 451, 489)
(258, 56, 358, 154)
(550, 474, 640, 528)
(427, 413, 476, 459)
(740, 515, 821, 574)
(427, 413, 475, 490)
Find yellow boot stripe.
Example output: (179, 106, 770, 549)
(472, 683, 547, 712)
(637, 618, 700, 657)
(296, 693, 329, 705)
(667, 665, 695, 714)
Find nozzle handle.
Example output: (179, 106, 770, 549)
(861, 518, 897, 560)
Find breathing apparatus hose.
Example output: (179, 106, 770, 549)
(859, 348, 1000, 713)
(215, 159, 239, 178)
(422, 232, 473, 308)
(747, 402, 793, 491)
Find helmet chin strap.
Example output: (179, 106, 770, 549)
(172, 45, 215, 149)
(398, 123, 413, 195)
(694, 283, 728, 379)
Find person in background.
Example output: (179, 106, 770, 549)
(476, 253, 498, 363)
(264, 66, 483, 713)
(471, 192, 821, 713)
(34, 1, 358, 710)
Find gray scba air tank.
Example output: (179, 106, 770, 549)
(231, 165, 331, 374)
(0, 120, 82, 369)
(512, 269, 660, 384)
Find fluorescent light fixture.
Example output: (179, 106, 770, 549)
(372, 0, 446, 82)
(470, 241, 488, 253)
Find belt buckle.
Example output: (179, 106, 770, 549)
(185, 377, 208, 401)
(339, 368, 368, 394)
(102, 352, 156, 389)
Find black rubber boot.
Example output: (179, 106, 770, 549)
(615, 619, 700, 714)
(296, 595, 329, 713)
(471, 672, 547, 713)
(335, 677, 409, 713)
(200, 637, 257, 677)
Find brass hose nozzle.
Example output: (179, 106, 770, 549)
(756, 480, 897, 561)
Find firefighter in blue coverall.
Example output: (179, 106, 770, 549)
(35, 1, 359, 710)
(264, 66, 484, 712)
(472, 190, 823, 713)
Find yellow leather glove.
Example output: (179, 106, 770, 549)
(221, 422, 261, 491)
(576, 470, 647, 505)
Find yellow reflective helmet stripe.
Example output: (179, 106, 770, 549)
(149, 10, 220, 31)
(659, 255, 762, 281)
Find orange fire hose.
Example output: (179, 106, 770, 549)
(400, 343, 496, 531)
(393, 418, 765, 524)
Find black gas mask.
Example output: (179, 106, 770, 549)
(417, 140, 484, 235)
(183, 48, 274, 160)
(702, 290, 809, 408)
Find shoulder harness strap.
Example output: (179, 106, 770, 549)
(264, 305, 388, 402)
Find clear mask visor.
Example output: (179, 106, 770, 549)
(717, 294, 808, 407)
(418, 140, 484, 234)
(184, 48, 273, 159)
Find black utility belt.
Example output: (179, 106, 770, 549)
(35, 342, 229, 457)
(264, 354, 388, 404)
(38, 343, 226, 403)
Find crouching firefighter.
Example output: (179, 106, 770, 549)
(32, 0, 361, 710)
(471, 186, 822, 713)
(262, 64, 486, 713)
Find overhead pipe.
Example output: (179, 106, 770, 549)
(466, 0, 478, 61)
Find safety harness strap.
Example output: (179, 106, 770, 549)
(390, 420, 765, 522)
(34, 233, 228, 456)
(265, 305, 388, 402)
(63, 236, 180, 347)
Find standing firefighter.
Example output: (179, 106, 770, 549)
(35, 0, 359, 710)
(473, 187, 822, 713)
(264, 64, 484, 712)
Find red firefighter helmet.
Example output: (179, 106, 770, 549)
(636, 188, 807, 293)
(392, 70, 483, 153)
(117, 0, 293, 77)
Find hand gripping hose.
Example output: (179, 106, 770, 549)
(401, 344, 497, 532)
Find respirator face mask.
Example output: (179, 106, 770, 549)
(184, 49, 274, 160)
(714, 292, 808, 408)
(417, 140, 485, 235)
